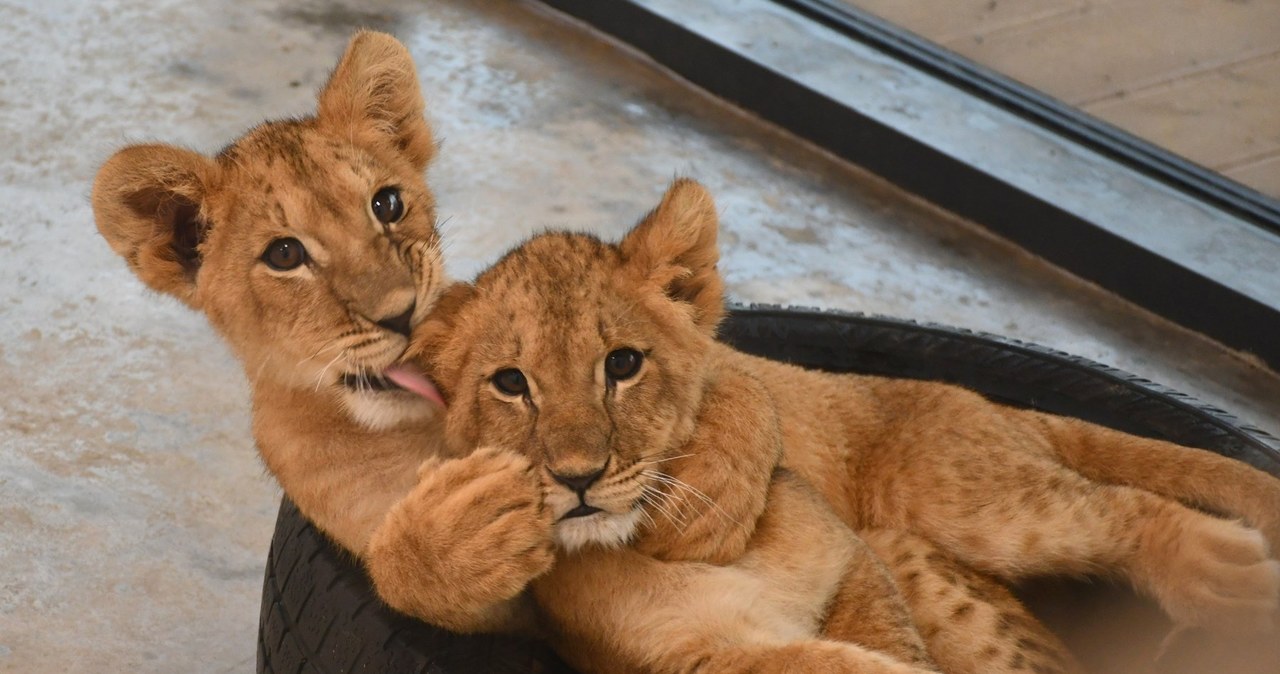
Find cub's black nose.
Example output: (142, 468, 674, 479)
(549, 467, 606, 494)
(376, 302, 415, 337)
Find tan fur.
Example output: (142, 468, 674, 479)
(92, 32, 553, 634)
(415, 179, 1280, 671)
(95, 30, 1280, 665)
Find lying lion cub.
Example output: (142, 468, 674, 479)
(92, 31, 555, 633)
(403, 179, 1280, 673)
(406, 190, 940, 673)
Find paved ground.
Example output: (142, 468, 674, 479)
(1, 0, 1277, 672)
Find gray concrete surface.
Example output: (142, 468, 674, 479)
(1, 0, 1277, 672)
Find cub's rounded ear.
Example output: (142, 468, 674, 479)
(620, 178, 725, 333)
(92, 144, 216, 309)
(317, 30, 435, 172)
(405, 282, 478, 393)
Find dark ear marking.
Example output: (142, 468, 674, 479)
(92, 143, 215, 308)
(118, 180, 209, 280)
(170, 199, 206, 277)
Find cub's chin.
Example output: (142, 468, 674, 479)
(554, 508, 645, 553)
(340, 386, 436, 430)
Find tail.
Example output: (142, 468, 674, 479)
(1041, 414, 1280, 553)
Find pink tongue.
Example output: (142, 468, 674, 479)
(384, 364, 447, 409)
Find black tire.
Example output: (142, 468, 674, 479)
(257, 496, 571, 674)
(257, 306, 1280, 674)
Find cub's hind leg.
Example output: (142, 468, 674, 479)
(891, 450, 1280, 633)
(863, 528, 1082, 674)
(820, 535, 934, 668)
(745, 472, 934, 668)
(1038, 412, 1280, 553)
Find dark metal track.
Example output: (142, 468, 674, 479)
(776, 0, 1280, 237)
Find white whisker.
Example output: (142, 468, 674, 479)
(640, 486, 689, 530)
(642, 470, 739, 526)
(249, 352, 277, 387)
(301, 337, 345, 365)
(648, 479, 698, 523)
(635, 504, 657, 531)
(312, 349, 347, 392)
(634, 452, 696, 467)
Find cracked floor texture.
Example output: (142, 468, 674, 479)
(1, 0, 1277, 672)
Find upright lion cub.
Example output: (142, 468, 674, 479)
(92, 32, 554, 633)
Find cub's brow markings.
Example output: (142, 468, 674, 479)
(596, 315, 610, 351)
(285, 135, 346, 218)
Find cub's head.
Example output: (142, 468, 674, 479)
(93, 31, 444, 429)
(420, 179, 725, 550)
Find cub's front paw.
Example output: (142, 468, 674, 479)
(1146, 511, 1280, 633)
(366, 447, 555, 629)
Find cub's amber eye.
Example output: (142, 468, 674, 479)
(262, 237, 307, 271)
(492, 368, 529, 396)
(605, 348, 643, 381)
(371, 186, 404, 224)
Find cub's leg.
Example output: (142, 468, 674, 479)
(889, 451, 1280, 633)
(821, 536, 934, 668)
(742, 472, 934, 668)
(534, 548, 939, 674)
(862, 528, 1083, 674)
(1038, 412, 1280, 553)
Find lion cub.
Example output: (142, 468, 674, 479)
(410, 179, 1280, 673)
(92, 32, 553, 633)
(411, 190, 940, 674)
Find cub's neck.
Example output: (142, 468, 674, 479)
(249, 375, 445, 555)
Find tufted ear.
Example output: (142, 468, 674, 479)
(317, 30, 435, 171)
(92, 144, 216, 309)
(620, 178, 725, 333)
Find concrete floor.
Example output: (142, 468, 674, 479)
(1, 0, 1278, 672)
